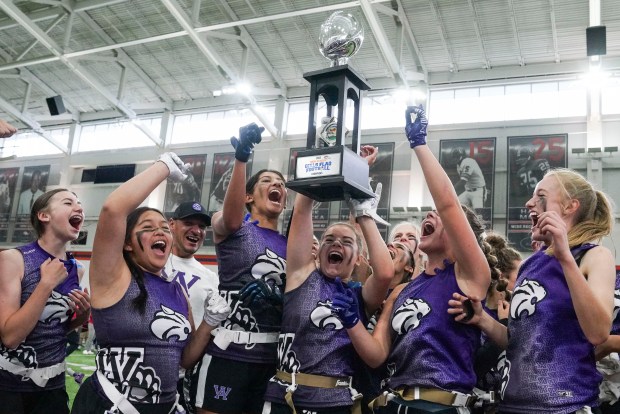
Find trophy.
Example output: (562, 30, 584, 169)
(286, 11, 375, 202)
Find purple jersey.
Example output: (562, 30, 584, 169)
(92, 273, 189, 404)
(386, 261, 481, 393)
(611, 270, 620, 335)
(264, 270, 361, 408)
(207, 220, 287, 363)
(0, 241, 78, 391)
(500, 244, 600, 413)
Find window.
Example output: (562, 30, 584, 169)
(77, 118, 161, 152)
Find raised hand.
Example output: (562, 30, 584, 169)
(534, 210, 570, 260)
(203, 290, 231, 327)
(447, 292, 484, 325)
(360, 145, 378, 166)
(405, 106, 428, 148)
(0, 120, 17, 138)
(230, 122, 264, 162)
(158, 152, 190, 182)
(238, 279, 282, 308)
(328, 278, 360, 329)
(347, 182, 390, 226)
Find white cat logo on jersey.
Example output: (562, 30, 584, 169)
(39, 291, 73, 324)
(391, 298, 431, 335)
(150, 305, 191, 342)
(497, 351, 511, 399)
(510, 279, 547, 320)
(97, 347, 162, 403)
(272, 333, 300, 386)
(613, 289, 620, 321)
(251, 248, 286, 286)
(0, 343, 38, 369)
(310, 300, 344, 330)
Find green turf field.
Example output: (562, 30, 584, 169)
(65, 351, 96, 407)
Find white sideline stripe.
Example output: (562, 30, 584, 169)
(66, 362, 96, 371)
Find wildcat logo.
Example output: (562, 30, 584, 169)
(96, 347, 162, 403)
(224, 300, 259, 350)
(273, 333, 300, 386)
(0, 343, 37, 369)
(310, 300, 343, 330)
(497, 351, 510, 400)
(391, 298, 431, 335)
(39, 291, 73, 324)
(510, 279, 547, 320)
(251, 248, 286, 286)
(150, 305, 191, 342)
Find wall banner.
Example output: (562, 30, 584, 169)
(507, 134, 567, 251)
(439, 138, 496, 228)
(12, 165, 51, 243)
(163, 154, 207, 215)
(0, 167, 19, 242)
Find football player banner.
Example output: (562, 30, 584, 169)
(163, 154, 207, 215)
(0, 167, 19, 242)
(337, 142, 395, 241)
(439, 138, 496, 228)
(507, 134, 567, 251)
(283, 147, 330, 239)
(203, 153, 253, 247)
(12, 165, 51, 243)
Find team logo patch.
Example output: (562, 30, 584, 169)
(510, 279, 547, 320)
(391, 298, 431, 335)
(0, 343, 38, 369)
(39, 291, 73, 324)
(213, 385, 232, 400)
(251, 248, 286, 286)
(150, 305, 191, 342)
(310, 300, 343, 330)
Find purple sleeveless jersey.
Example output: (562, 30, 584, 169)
(0, 241, 79, 391)
(500, 244, 600, 413)
(386, 261, 481, 393)
(92, 273, 189, 404)
(207, 220, 287, 364)
(264, 270, 362, 408)
(611, 270, 620, 335)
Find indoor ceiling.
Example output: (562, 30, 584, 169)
(0, 0, 618, 140)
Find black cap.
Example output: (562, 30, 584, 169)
(172, 201, 211, 225)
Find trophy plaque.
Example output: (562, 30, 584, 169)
(286, 11, 375, 202)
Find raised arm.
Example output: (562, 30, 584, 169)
(406, 106, 489, 300)
(0, 119, 17, 138)
(211, 123, 263, 243)
(284, 192, 316, 292)
(89, 153, 187, 307)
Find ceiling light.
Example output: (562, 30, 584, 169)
(236, 83, 252, 95)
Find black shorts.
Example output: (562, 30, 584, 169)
(70, 376, 175, 414)
(262, 401, 352, 414)
(0, 387, 69, 414)
(189, 354, 276, 414)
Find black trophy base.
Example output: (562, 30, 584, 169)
(287, 146, 374, 202)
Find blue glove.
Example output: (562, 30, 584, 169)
(405, 106, 428, 148)
(239, 279, 282, 307)
(329, 278, 360, 329)
(230, 123, 264, 162)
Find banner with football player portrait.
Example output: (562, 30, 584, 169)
(439, 138, 496, 228)
(337, 142, 395, 241)
(0, 167, 19, 242)
(12, 165, 51, 243)
(203, 153, 253, 246)
(163, 154, 207, 216)
(507, 134, 567, 251)
(283, 147, 330, 239)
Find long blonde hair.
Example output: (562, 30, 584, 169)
(545, 168, 614, 255)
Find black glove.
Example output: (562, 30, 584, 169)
(238, 279, 282, 308)
(230, 123, 264, 162)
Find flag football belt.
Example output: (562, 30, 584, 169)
(0, 354, 65, 387)
(369, 387, 477, 409)
(97, 370, 185, 414)
(212, 327, 278, 350)
(275, 370, 362, 414)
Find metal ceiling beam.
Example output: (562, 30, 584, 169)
(467, 0, 491, 69)
(359, 0, 408, 86)
(0, 95, 68, 153)
(507, 0, 525, 66)
(549, 0, 560, 63)
(0, 1, 137, 118)
(428, 0, 458, 72)
(395, 0, 427, 79)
